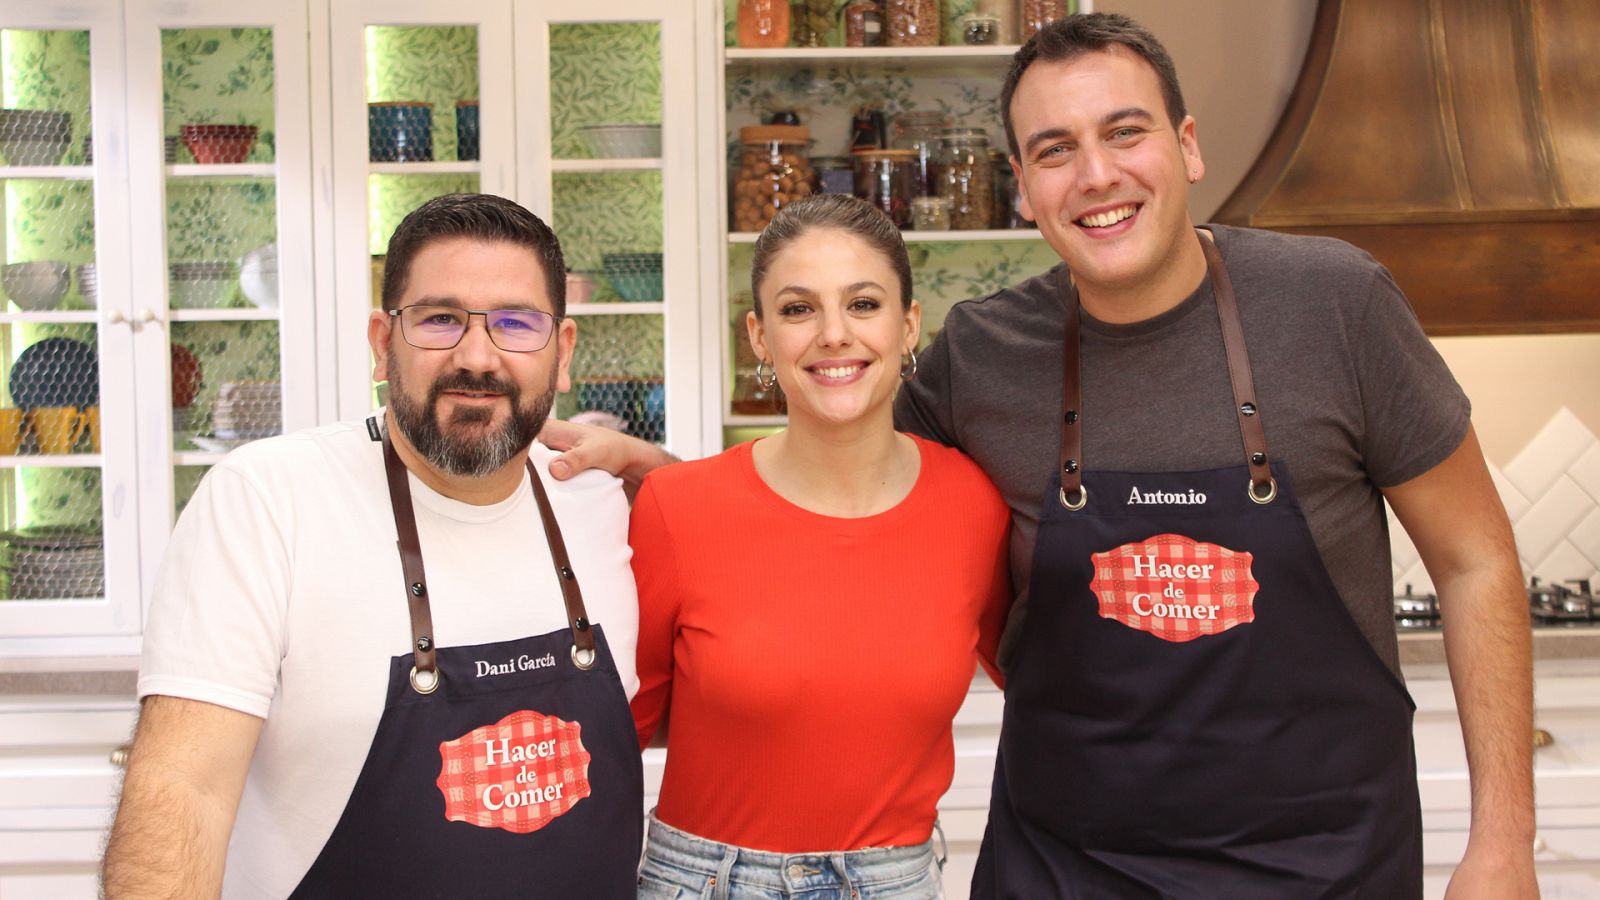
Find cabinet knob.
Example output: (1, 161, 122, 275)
(137, 308, 162, 325)
(1533, 728, 1554, 750)
(1532, 834, 1547, 854)
(106, 309, 127, 325)
(110, 744, 131, 768)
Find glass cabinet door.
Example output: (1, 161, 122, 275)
(124, 0, 316, 608)
(516, 0, 702, 457)
(329, 0, 515, 416)
(0, 2, 141, 645)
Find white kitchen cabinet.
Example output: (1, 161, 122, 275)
(326, 0, 707, 459)
(0, 0, 320, 661)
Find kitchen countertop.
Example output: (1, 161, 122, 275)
(4, 629, 1599, 695)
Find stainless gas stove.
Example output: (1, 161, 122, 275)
(1393, 577, 1597, 631)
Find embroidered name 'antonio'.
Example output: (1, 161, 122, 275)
(1126, 486, 1207, 505)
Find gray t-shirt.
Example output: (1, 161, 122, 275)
(895, 224, 1470, 675)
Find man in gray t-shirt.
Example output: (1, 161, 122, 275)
(888, 12, 1534, 900)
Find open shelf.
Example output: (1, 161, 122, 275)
(165, 163, 276, 179)
(566, 302, 664, 316)
(729, 228, 1042, 243)
(0, 311, 101, 325)
(0, 165, 93, 180)
(166, 308, 279, 322)
(552, 158, 662, 173)
(0, 454, 104, 469)
(368, 160, 480, 176)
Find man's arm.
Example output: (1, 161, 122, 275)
(540, 419, 676, 492)
(1383, 425, 1537, 900)
(102, 695, 263, 898)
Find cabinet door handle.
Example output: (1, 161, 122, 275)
(110, 744, 131, 768)
(1533, 728, 1554, 750)
(1532, 834, 1547, 854)
(137, 308, 162, 325)
(106, 309, 127, 325)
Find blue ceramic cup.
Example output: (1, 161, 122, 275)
(368, 102, 433, 162)
(456, 101, 479, 161)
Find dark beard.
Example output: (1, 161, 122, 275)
(389, 365, 556, 478)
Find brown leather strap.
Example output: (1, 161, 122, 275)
(380, 423, 439, 685)
(1198, 234, 1275, 499)
(1057, 266, 1085, 509)
(1058, 230, 1275, 509)
(523, 458, 598, 665)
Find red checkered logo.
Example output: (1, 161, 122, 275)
(435, 710, 592, 834)
(1089, 534, 1259, 642)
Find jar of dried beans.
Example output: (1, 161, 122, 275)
(733, 125, 815, 233)
(937, 128, 993, 230)
(1021, 0, 1071, 42)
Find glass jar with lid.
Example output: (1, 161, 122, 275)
(911, 195, 952, 231)
(891, 109, 949, 198)
(814, 156, 855, 195)
(737, 0, 791, 48)
(851, 148, 917, 228)
(732, 125, 815, 233)
(976, 0, 1019, 44)
(843, 1, 886, 47)
(989, 148, 1022, 229)
(1021, 0, 1071, 42)
(937, 128, 994, 230)
(886, 0, 941, 47)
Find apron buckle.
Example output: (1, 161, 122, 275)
(1248, 477, 1278, 505)
(1058, 484, 1088, 511)
(409, 665, 441, 694)
(570, 644, 597, 670)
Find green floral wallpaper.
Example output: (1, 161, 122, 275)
(366, 26, 478, 164)
(550, 23, 661, 159)
(369, 173, 478, 257)
(163, 28, 276, 162)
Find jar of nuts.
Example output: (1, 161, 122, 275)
(1021, 0, 1072, 42)
(852, 148, 918, 228)
(732, 125, 815, 233)
(937, 128, 994, 230)
(886, 0, 941, 47)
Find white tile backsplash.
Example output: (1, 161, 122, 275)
(1391, 408, 1599, 597)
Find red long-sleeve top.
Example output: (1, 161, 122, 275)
(629, 435, 1011, 852)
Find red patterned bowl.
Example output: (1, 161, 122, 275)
(180, 124, 259, 164)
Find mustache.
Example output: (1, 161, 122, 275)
(428, 371, 519, 397)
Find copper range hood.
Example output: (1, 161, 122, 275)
(1214, 0, 1599, 335)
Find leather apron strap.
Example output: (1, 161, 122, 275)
(379, 419, 598, 694)
(1058, 229, 1277, 509)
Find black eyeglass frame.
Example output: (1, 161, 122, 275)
(387, 304, 564, 353)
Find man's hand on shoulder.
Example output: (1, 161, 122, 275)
(539, 418, 677, 492)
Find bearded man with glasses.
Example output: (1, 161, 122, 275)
(104, 193, 645, 899)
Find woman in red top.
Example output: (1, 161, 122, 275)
(631, 195, 1011, 899)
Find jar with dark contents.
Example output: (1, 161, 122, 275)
(886, 0, 941, 47)
(843, 1, 885, 47)
(733, 125, 815, 233)
(891, 109, 949, 198)
(937, 128, 993, 230)
(962, 13, 1000, 44)
(1021, 0, 1071, 42)
(814, 156, 855, 195)
(988, 148, 1017, 228)
(852, 148, 917, 228)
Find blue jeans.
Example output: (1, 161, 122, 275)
(637, 815, 946, 899)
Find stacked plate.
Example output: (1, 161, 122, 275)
(169, 261, 236, 308)
(76, 263, 98, 308)
(1, 526, 104, 600)
(0, 109, 72, 166)
(211, 381, 281, 440)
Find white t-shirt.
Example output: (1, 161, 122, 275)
(137, 418, 639, 899)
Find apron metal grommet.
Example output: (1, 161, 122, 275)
(409, 665, 440, 694)
(571, 644, 596, 670)
(1058, 484, 1088, 511)
(1248, 477, 1278, 505)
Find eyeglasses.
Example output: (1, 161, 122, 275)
(389, 304, 561, 353)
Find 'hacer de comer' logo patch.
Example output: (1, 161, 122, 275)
(435, 710, 592, 834)
(1089, 534, 1259, 642)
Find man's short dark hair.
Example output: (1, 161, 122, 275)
(1000, 12, 1188, 160)
(381, 193, 567, 316)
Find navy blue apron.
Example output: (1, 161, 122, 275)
(972, 234, 1422, 898)
(288, 421, 642, 898)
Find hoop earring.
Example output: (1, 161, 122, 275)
(755, 359, 777, 390)
(900, 349, 918, 381)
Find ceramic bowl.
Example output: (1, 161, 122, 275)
(601, 252, 664, 302)
(75, 263, 98, 309)
(579, 123, 661, 159)
(2, 261, 70, 311)
(566, 272, 598, 306)
(0, 108, 71, 166)
(238, 243, 279, 309)
(455, 101, 479, 161)
(180, 124, 259, 164)
(368, 102, 433, 162)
